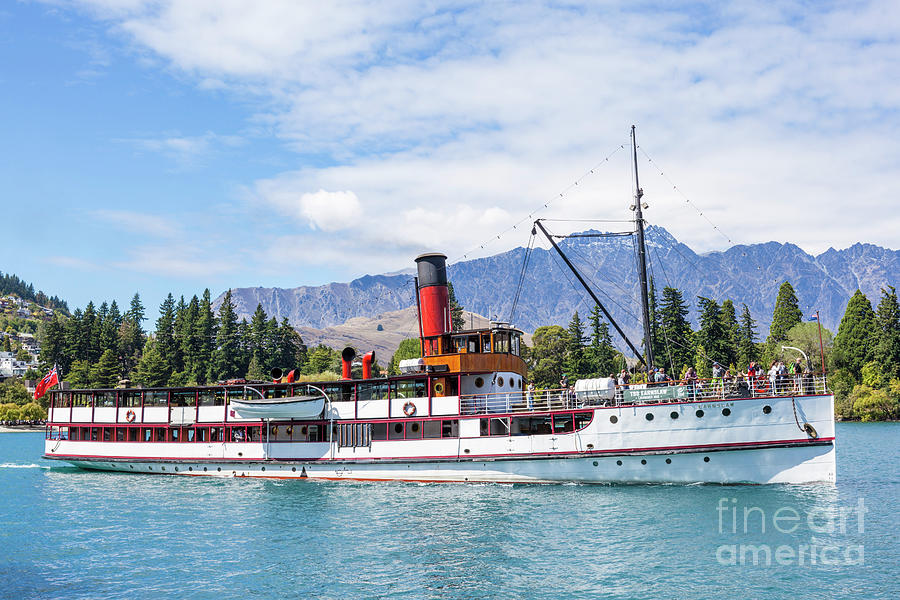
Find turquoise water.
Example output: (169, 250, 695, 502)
(0, 423, 897, 599)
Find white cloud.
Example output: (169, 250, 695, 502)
(53, 0, 900, 278)
(119, 131, 244, 166)
(92, 209, 179, 237)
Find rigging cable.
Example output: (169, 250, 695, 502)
(508, 230, 536, 324)
(449, 144, 627, 264)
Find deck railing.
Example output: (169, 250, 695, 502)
(459, 374, 829, 416)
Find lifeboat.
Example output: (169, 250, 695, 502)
(230, 395, 325, 419)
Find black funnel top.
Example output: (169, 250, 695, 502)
(415, 253, 448, 288)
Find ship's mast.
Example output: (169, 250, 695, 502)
(631, 125, 655, 368)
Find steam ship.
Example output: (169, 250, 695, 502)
(42, 130, 836, 484)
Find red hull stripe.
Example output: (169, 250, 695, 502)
(45, 436, 834, 463)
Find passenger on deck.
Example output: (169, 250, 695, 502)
(683, 366, 698, 389)
(526, 382, 535, 410)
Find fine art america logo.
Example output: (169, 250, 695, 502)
(715, 497, 866, 566)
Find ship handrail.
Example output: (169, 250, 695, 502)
(459, 374, 829, 416)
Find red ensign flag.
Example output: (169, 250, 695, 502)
(34, 365, 59, 400)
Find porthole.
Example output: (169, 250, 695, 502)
(645, 413, 654, 421)
(261, 467, 266, 472)
(665, 458, 672, 464)
(670, 411, 679, 419)
(410, 423, 420, 433)
(696, 409, 705, 418)
(292, 467, 296, 472)
(610, 415, 618, 424)
(217, 467, 222, 472)
(174, 467, 178, 472)
(763, 405, 772, 414)
(203, 467, 207, 471)
(188, 467, 193, 471)
(498, 377, 504, 387)
(301, 426, 308, 435)
(616, 460, 623, 466)
(475, 377, 484, 388)
(722, 408, 731, 417)
(641, 459, 647, 465)
(703, 456, 710, 463)
(394, 423, 403, 434)
(464, 448, 470, 453)
(592, 461, 599, 467)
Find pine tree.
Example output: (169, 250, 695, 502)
(135, 340, 171, 387)
(769, 282, 803, 342)
(696, 297, 730, 372)
(237, 318, 252, 376)
(90, 349, 120, 387)
(658, 287, 693, 374)
(249, 304, 270, 371)
(39, 314, 67, 372)
(874, 286, 900, 380)
(213, 290, 242, 380)
(82, 301, 99, 363)
(178, 295, 200, 382)
(719, 299, 739, 368)
(192, 289, 216, 384)
(564, 311, 590, 379)
(100, 301, 122, 356)
(833, 289, 876, 379)
(66, 359, 92, 389)
(156, 293, 177, 377)
(246, 354, 267, 380)
(737, 303, 759, 370)
(65, 308, 84, 371)
(647, 277, 664, 366)
(275, 318, 306, 372)
(448, 281, 465, 331)
(587, 305, 616, 377)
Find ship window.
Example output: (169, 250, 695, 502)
(553, 414, 574, 433)
(264, 386, 288, 399)
(454, 336, 467, 352)
(695, 409, 704, 418)
(72, 392, 92, 407)
(406, 421, 423, 439)
(115, 428, 125, 442)
(170, 428, 180, 442)
(145, 391, 168, 407)
(171, 391, 196, 407)
(389, 422, 404, 440)
(722, 408, 731, 416)
(101, 427, 112, 441)
(763, 405, 772, 414)
(320, 383, 353, 402)
(372, 422, 388, 440)
(512, 416, 552, 435)
(196, 428, 208, 442)
(214, 389, 227, 406)
(358, 381, 390, 401)
(187, 428, 196, 442)
(487, 417, 509, 436)
(210, 427, 223, 442)
(198, 390, 216, 406)
(423, 420, 441, 438)
(143, 428, 152, 442)
(121, 391, 142, 407)
(474, 377, 485, 388)
(126, 428, 138, 442)
(155, 428, 166, 442)
(574, 412, 593, 430)
(396, 379, 426, 399)
(95, 392, 116, 407)
(247, 426, 262, 442)
(467, 336, 479, 353)
(482, 334, 491, 353)
(511, 334, 521, 356)
(493, 332, 510, 354)
(442, 419, 459, 438)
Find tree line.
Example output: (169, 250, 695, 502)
(36, 290, 337, 389)
(0, 270, 69, 312)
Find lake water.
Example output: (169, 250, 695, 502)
(1, 422, 897, 599)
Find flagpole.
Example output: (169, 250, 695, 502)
(816, 310, 826, 374)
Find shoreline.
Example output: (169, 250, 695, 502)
(0, 426, 45, 433)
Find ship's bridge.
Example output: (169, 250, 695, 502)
(420, 323, 527, 381)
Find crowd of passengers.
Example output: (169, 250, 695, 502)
(607, 355, 817, 398)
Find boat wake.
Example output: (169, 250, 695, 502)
(0, 463, 51, 469)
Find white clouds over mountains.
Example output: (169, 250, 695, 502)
(64, 0, 900, 279)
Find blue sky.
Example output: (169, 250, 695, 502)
(2, 1, 899, 313)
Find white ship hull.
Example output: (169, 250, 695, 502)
(44, 393, 836, 485)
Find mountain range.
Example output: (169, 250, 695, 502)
(217, 226, 900, 352)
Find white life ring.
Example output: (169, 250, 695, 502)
(403, 402, 417, 417)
